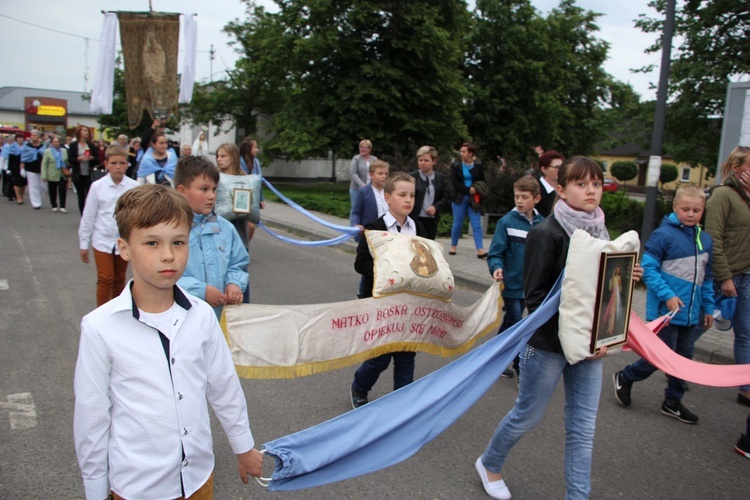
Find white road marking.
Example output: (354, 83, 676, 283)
(0, 393, 37, 429)
(0, 279, 8, 290)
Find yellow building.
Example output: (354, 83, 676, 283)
(596, 144, 715, 191)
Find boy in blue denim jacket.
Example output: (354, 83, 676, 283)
(176, 156, 249, 317)
(614, 185, 714, 424)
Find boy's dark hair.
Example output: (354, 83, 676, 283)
(539, 150, 565, 169)
(460, 142, 476, 155)
(513, 175, 541, 197)
(385, 171, 415, 194)
(174, 155, 220, 188)
(115, 184, 193, 242)
(105, 145, 128, 160)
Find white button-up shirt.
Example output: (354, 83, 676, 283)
(78, 173, 139, 254)
(74, 283, 255, 500)
(383, 212, 417, 236)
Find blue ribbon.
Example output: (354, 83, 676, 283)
(263, 276, 563, 491)
(259, 179, 359, 246)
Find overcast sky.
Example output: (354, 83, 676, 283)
(0, 0, 663, 100)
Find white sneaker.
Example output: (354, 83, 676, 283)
(475, 457, 511, 499)
(60, 208, 67, 214)
(51, 207, 58, 212)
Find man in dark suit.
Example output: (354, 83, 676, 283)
(536, 150, 565, 217)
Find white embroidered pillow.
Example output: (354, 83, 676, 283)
(216, 173, 262, 223)
(365, 230, 454, 301)
(558, 229, 640, 365)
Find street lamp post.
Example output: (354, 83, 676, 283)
(641, 0, 676, 244)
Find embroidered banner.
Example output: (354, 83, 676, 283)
(222, 284, 503, 379)
(118, 12, 180, 127)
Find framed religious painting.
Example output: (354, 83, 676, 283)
(590, 251, 638, 354)
(232, 188, 253, 214)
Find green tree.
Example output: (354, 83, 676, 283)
(465, 0, 611, 161)
(636, 0, 750, 174)
(659, 162, 678, 186)
(219, 0, 469, 161)
(182, 3, 288, 137)
(610, 160, 638, 185)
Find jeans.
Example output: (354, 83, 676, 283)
(623, 323, 704, 402)
(482, 345, 602, 500)
(498, 298, 525, 374)
(450, 195, 483, 249)
(349, 187, 359, 208)
(93, 248, 129, 307)
(733, 273, 750, 392)
(352, 352, 416, 394)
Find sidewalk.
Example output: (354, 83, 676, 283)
(260, 200, 734, 365)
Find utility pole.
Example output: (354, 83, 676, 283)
(641, 0, 676, 244)
(209, 44, 216, 82)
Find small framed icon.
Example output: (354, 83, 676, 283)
(232, 188, 253, 214)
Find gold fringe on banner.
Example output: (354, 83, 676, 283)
(117, 12, 180, 128)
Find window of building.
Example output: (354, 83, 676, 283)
(681, 166, 691, 182)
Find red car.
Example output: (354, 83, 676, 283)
(603, 178, 618, 192)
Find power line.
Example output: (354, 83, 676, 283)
(0, 13, 99, 42)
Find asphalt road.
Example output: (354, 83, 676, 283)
(0, 199, 748, 499)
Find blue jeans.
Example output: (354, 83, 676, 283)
(481, 345, 602, 500)
(733, 273, 750, 392)
(349, 187, 359, 208)
(352, 352, 416, 394)
(499, 298, 524, 374)
(623, 323, 703, 402)
(450, 195, 483, 249)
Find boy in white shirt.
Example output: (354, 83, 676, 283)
(74, 184, 262, 499)
(78, 146, 139, 306)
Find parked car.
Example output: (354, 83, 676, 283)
(603, 178, 618, 192)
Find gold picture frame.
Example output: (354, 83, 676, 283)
(590, 251, 638, 354)
(232, 188, 253, 214)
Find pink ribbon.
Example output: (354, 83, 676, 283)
(625, 312, 750, 387)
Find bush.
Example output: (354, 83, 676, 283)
(660, 163, 678, 186)
(600, 191, 672, 237)
(610, 161, 638, 185)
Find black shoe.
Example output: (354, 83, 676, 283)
(735, 433, 750, 459)
(738, 393, 750, 407)
(501, 367, 514, 379)
(661, 400, 699, 424)
(613, 371, 632, 407)
(350, 387, 368, 409)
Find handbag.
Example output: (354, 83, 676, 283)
(216, 173, 262, 223)
(61, 166, 72, 178)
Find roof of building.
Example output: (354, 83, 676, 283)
(0, 86, 98, 116)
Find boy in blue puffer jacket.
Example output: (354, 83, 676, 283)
(613, 185, 714, 424)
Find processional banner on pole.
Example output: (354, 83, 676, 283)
(117, 12, 180, 128)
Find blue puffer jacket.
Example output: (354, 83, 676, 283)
(178, 212, 249, 318)
(642, 213, 714, 326)
(487, 208, 544, 299)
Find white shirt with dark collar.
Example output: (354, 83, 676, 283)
(74, 282, 254, 500)
(383, 211, 417, 235)
(539, 176, 556, 194)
